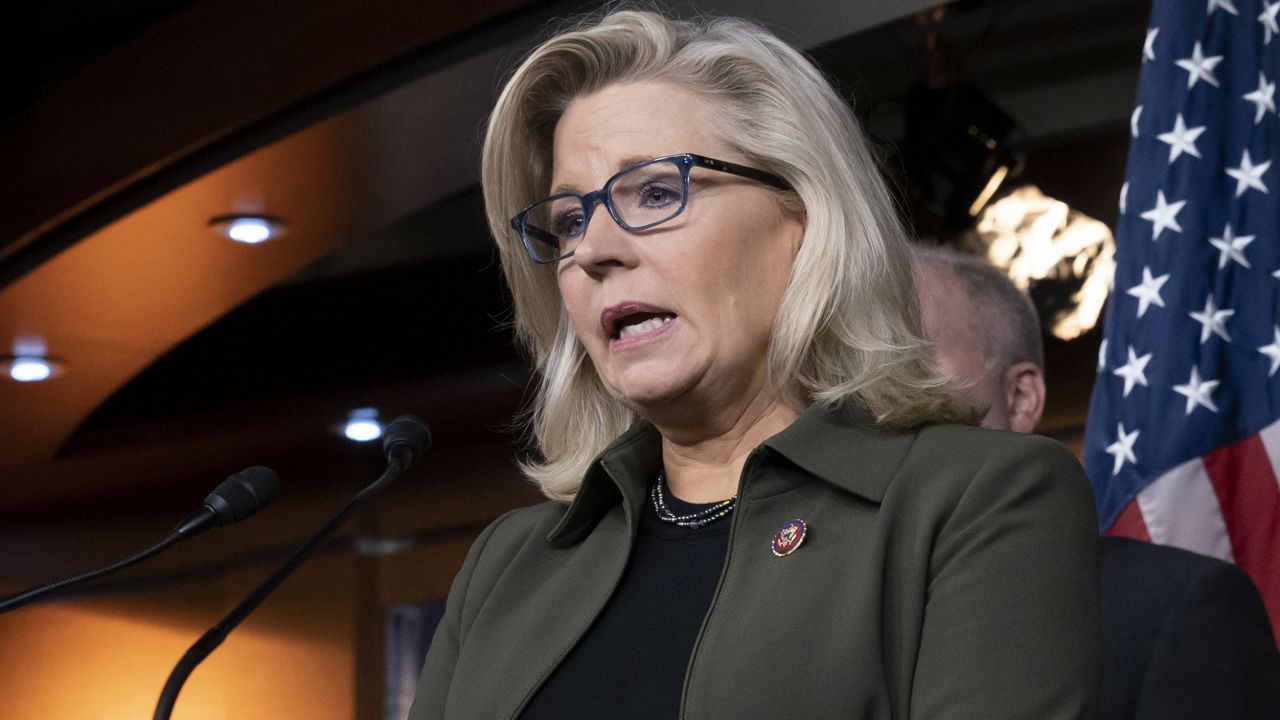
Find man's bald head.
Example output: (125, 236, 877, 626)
(912, 246, 1046, 433)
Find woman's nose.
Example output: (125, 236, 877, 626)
(570, 208, 635, 273)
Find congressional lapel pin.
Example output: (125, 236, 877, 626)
(771, 518, 807, 557)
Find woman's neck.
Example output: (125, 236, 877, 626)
(655, 390, 799, 503)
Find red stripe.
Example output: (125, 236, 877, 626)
(1201, 434, 1280, 645)
(1105, 498, 1151, 542)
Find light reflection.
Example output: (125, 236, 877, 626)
(970, 184, 1115, 340)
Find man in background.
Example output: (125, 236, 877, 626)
(912, 246, 1280, 720)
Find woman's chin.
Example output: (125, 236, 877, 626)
(607, 374, 699, 415)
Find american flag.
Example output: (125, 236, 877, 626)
(1083, 0, 1280, 640)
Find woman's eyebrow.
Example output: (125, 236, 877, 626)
(616, 155, 653, 170)
(548, 155, 660, 195)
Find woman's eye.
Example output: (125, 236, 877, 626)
(637, 182, 682, 208)
(552, 210, 585, 239)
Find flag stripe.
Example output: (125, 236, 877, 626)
(1256, 418, 1280, 495)
(1135, 457, 1234, 563)
(1202, 433, 1280, 640)
(1104, 497, 1152, 541)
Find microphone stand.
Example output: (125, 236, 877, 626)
(0, 531, 184, 615)
(152, 452, 407, 720)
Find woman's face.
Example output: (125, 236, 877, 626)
(551, 81, 804, 420)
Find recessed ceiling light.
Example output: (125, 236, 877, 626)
(2, 355, 64, 383)
(209, 214, 286, 245)
(343, 408, 383, 442)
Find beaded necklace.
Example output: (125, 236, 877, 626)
(650, 470, 738, 529)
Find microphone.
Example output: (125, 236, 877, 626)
(357, 415, 432, 502)
(177, 465, 282, 536)
(153, 416, 431, 720)
(0, 466, 280, 615)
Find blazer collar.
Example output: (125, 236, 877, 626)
(548, 419, 661, 548)
(547, 401, 920, 547)
(761, 401, 919, 504)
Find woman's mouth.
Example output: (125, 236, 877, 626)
(611, 313, 676, 348)
(617, 313, 674, 339)
(602, 303, 678, 348)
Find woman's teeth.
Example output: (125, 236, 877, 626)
(618, 316, 672, 339)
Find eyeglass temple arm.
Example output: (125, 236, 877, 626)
(511, 217, 561, 247)
(689, 155, 792, 191)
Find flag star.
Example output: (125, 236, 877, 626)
(1144, 27, 1159, 61)
(1189, 294, 1234, 343)
(1119, 182, 1129, 215)
(1113, 346, 1154, 397)
(1261, 1, 1280, 45)
(1225, 149, 1271, 197)
(1243, 72, 1277, 124)
(1098, 338, 1109, 372)
(1176, 41, 1223, 88)
(1208, 223, 1255, 269)
(1173, 366, 1221, 414)
(1139, 190, 1186, 240)
(1126, 266, 1170, 317)
(1131, 106, 1143, 138)
(1209, 0, 1240, 15)
(1273, 268, 1280, 279)
(1106, 423, 1140, 476)
(1156, 114, 1207, 163)
(1259, 326, 1280, 376)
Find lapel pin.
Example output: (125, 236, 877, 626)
(771, 518, 807, 557)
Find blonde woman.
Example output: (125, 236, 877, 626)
(410, 9, 1100, 719)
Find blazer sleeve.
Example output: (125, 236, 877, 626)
(406, 513, 508, 720)
(909, 434, 1103, 720)
(1131, 559, 1280, 720)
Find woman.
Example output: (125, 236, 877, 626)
(411, 9, 1100, 720)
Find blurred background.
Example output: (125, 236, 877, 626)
(0, 0, 1144, 717)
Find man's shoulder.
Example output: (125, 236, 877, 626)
(1100, 536, 1259, 599)
(1098, 538, 1280, 719)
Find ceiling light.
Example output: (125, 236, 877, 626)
(343, 408, 383, 443)
(209, 214, 286, 244)
(2, 355, 64, 383)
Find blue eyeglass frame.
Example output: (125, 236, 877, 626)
(509, 152, 792, 264)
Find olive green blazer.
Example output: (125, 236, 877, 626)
(410, 404, 1101, 719)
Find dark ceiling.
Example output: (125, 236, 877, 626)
(2, 0, 196, 123)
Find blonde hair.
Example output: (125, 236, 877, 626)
(482, 9, 979, 501)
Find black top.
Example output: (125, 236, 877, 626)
(519, 488, 732, 719)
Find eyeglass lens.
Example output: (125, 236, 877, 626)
(523, 159, 687, 261)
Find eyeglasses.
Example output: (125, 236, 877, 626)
(509, 153, 792, 264)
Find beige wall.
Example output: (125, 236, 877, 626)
(0, 556, 354, 719)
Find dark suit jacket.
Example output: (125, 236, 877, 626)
(1101, 537, 1280, 720)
